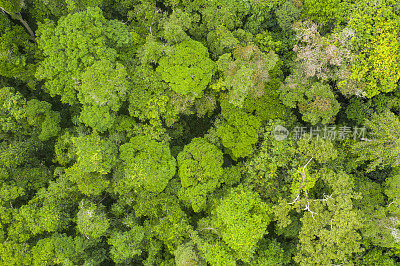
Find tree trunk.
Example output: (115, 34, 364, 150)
(15, 13, 36, 41)
(0, 8, 36, 42)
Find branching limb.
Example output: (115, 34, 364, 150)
(304, 201, 318, 220)
(313, 193, 333, 202)
(288, 194, 300, 205)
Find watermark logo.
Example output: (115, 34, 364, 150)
(274, 125, 367, 141)
(274, 125, 289, 141)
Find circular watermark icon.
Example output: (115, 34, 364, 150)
(274, 125, 289, 141)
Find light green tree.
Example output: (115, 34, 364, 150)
(156, 39, 216, 97)
(67, 132, 117, 175)
(162, 9, 192, 44)
(128, 64, 177, 127)
(64, 132, 117, 195)
(0, 87, 61, 141)
(294, 170, 363, 265)
(132, 190, 192, 253)
(77, 59, 129, 131)
(279, 74, 340, 125)
(177, 137, 224, 212)
(216, 100, 262, 159)
(352, 111, 400, 171)
(275, 169, 363, 265)
(174, 241, 206, 266)
(385, 169, 400, 216)
(302, 0, 341, 23)
(31, 234, 77, 265)
(216, 44, 279, 107)
(347, 0, 400, 97)
(35, 7, 135, 105)
(108, 226, 145, 264)
(77, 200, 110, 240)
(208, 185, 272, 262)
(0, 241, 31, 265)
(117, 135, 176, 194)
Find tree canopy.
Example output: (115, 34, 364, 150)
(1, 1, 400, 265)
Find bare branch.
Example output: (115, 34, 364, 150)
(83, 232, 90, 240)
(288, 194, 300, 205)
(199, 227, 218, 233)
(302, 157, 313, 177)
(313, 193, 333, 202)
(304, 201, 318, 220)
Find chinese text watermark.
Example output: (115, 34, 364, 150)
(274, 125, 367, 141)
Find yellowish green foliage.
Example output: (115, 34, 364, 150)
(216, 101, 262, 159)
(117, 135, 176, 194)
(177, 137, 224, 212)
(348, 1, 400, 97)
(156, 39, 216, 97)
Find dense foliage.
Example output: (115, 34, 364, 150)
(1, 0, 400, 265)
